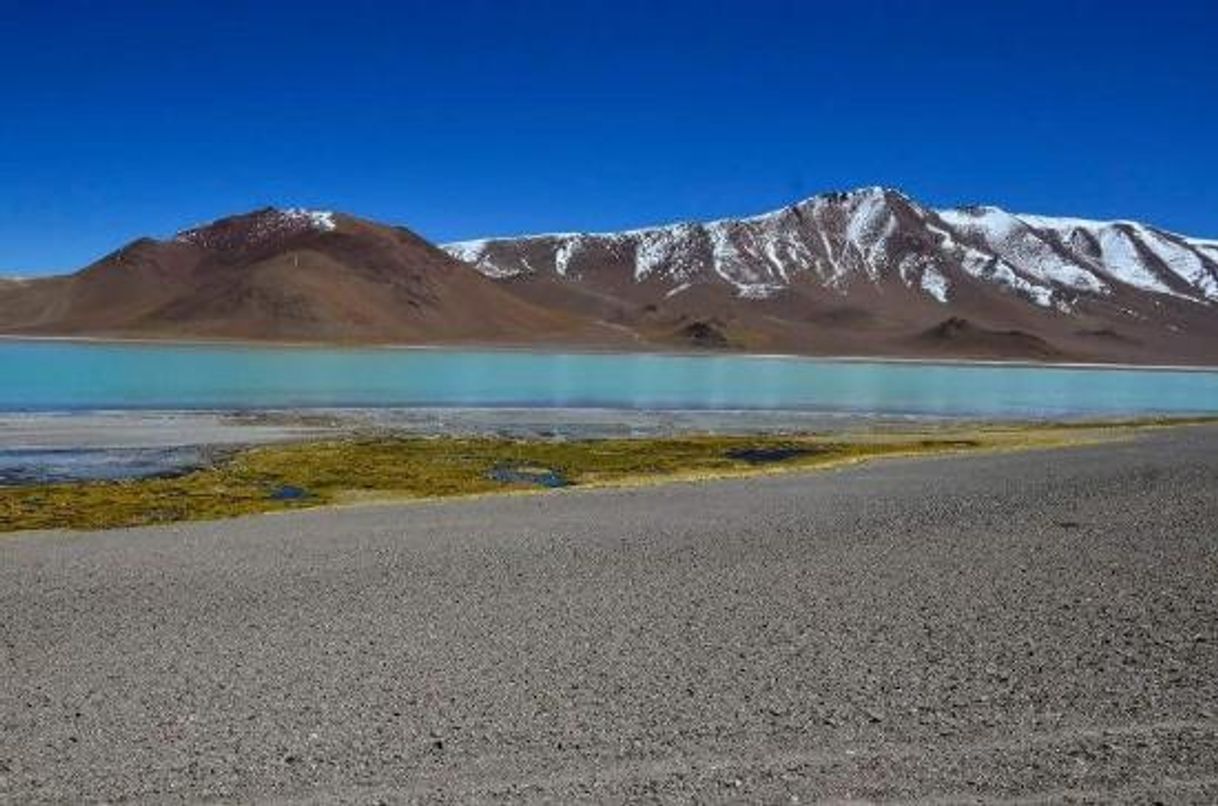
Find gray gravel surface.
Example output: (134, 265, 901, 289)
(3, 427, 1218, 803)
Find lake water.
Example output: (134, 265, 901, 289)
(2, 339, 1217, 418)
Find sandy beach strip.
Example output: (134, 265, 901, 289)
(0, 407, 968, 451)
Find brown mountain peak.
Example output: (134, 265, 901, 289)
(174, 207, 340, 253)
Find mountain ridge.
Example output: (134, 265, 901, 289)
(443, 187, 1218, 310)
(436, 187, 1218, 364)
(446, 187, 1215, 254)
(1, 189, 1216, 365)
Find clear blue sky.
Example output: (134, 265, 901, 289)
(3, 0, 1215, 274)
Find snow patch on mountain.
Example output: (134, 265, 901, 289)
(289, 208, 337, 231)
(919, 266, 950, 303)
(1095, 226, 1184, 298)
(1009, 214, 1218, 302)
(443, 239, 506, 277)
(954, 247, 1056, 309)
(937, 207, 1109, 295)
(553, 239, 581, 277)
(843, 189, 898, 278)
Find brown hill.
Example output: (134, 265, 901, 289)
(913, 317, 1063, 360)
(0, 208, 623, 346)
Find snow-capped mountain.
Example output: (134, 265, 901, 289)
(445, 188, 1218, 312)
(2, 195, 1216, 364)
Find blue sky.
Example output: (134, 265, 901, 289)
(2, 0, 1216, 274)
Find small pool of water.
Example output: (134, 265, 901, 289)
(487, 464, 570, 488)
(0, 446, 207, 485)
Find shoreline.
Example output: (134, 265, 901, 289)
(4, 333, 1218, 374)
(4, 408, 1217, 453)
(3, 419, 1182, 534)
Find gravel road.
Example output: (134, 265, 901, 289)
(3, 427, 1217, 803)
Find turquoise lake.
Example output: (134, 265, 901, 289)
(2, 340, 1217, 417)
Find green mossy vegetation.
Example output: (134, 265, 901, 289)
(0, 419, 1208, 534)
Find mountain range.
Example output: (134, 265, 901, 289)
(2, 187, 1216, 365)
